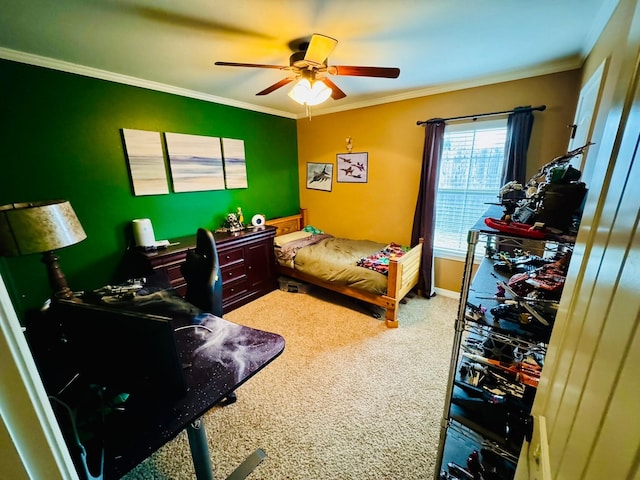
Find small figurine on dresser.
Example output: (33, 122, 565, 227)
(217, 209, 245, 233)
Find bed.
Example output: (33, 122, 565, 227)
(266, 209, 423, 328)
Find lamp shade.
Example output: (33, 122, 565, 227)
(288, 78, 332, 106)
(0, 200, 86, 257)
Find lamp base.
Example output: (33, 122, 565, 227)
(41, 251, 75, 300)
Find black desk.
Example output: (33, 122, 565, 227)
(41, 291, 285, 480)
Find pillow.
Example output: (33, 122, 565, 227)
(303, 225, 324, 235)
(274, 230, 313, 247)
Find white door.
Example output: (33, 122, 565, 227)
(567, 59, 607, 171)
(515, 10, 640, 478)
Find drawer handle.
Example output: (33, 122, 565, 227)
(228, 272, 233, 277)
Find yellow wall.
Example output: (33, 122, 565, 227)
(297, 70, 582, 292)
(0, 418, 29, 480)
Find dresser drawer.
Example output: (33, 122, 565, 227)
(219, 247, 244, 267)
(221, 262, 246, 284)
(223, 280, 248, 301)
(165, 263, 185, 283)
(147, 249, 189, 270)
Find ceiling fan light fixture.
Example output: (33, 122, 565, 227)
(288, 78, 332, 106)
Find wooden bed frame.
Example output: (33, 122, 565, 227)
(266, 209, 423, 328)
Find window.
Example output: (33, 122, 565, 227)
(434, 119, 508, 258)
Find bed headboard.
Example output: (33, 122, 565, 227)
(265, 208, 307, 236)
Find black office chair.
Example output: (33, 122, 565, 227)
(180, 228, 236, 405)
(181, 228, 223, 317)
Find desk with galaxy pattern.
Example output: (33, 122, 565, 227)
(43, 289, 285, 480)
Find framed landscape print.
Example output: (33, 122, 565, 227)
(337, 152, 368, 183)
(306, 162, 333, 191)
(121, 128, 169, 196)
(165, 132, 225, 192)
(222, 138, 248, 189)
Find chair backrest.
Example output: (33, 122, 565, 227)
(180, 228, 223, 316)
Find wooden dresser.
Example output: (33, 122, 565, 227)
(132, 226, 277, 313)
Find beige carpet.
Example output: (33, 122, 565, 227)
(122, 288, 458, 480)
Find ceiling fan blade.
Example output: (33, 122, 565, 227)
(131, 6, 275, 40)
(256, 77, 294, 96)
(304, 34, 338, 66)
(215, 61, 287, 70)
(320, 77, 347, 100)
(328, 65, 400, 78)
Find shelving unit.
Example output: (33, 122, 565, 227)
(436, 206, 575, 480)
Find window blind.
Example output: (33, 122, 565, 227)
(435, 119, 508, 255)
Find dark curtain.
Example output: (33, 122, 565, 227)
(411, 120, 446, 298)
(501, 106, 535, 186)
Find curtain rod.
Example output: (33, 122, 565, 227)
(416, 104, 546, 126)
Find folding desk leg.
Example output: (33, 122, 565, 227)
(186, 418, 214, 480)
(226, 448, 266, 480)
(185, 418, 267, 480)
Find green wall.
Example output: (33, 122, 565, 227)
(0, 59, 299, 319)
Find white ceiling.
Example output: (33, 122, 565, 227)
(0, 0, 619, 119)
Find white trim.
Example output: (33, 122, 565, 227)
(434, 248, 482, 264)
(434, 287, 460, 300)
(0, 272, 79, 480)
(0, 47, 297, 120)
(434, 248, 466, 262)
(0, 46, 582, 121)
(308, 57, 583, 118)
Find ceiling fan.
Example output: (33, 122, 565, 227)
(214, 33, 400, 105)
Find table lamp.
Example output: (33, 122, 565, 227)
(0, 200, 87, 300)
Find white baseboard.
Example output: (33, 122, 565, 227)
(434, 288, 460, 300)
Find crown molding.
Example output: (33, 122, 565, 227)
(305, 56, 584, 118)
(1, 46, 584, 122)
(0, 47, 297, 119)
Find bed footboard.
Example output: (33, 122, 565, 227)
(383, 238, 423, 327)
